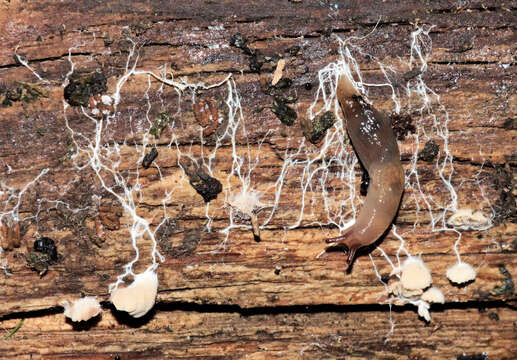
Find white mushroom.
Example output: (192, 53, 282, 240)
(417, 301, 431, 322)
(62, 296, 102, 322)
(421, 287, 445, 304)
(228, 190, 268, 239)
(447, 208, 491, 230)
(110, 269, 158, 318)
(446, 262, 476, 284)
(400, 258, 432, 290)
(388, 280, 423, 298)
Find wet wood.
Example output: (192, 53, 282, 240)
(0, 0, 516, 358)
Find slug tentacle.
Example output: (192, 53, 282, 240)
(325, 75, 405, 267)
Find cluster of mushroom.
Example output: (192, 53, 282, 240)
(388, 257, 476, 322)
(62, 269, 158, 323)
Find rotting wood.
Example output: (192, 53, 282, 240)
(0, 305, 516, 359)
(0, 0, 516, 358)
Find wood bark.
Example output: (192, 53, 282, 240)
(0, 0, 516, 358)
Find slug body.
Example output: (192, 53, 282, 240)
(326, 76, 404, 266)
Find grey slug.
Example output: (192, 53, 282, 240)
(325, 75, 404, 267)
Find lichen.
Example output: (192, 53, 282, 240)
(1, 82, 48, 107)
(149, 112, 170, 139)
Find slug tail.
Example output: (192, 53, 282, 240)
(325, 229, 359, 267)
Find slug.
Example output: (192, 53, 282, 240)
(325, 75, 404, 266)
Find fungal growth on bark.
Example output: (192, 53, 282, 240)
(62, 296, 102, 322)
(1, 10, 508, 345)
(110, 270, 158, 318)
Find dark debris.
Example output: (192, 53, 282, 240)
(492, 264, 515, 296)
(180, 158, 222, 202)
(391, 114, 415, 140)
(64, 72, 107, 107)
(418, 140, 440, 162)
(303, 111, 335, 144)
(271, 97, 297, 126)
(142, 147, 158, 169)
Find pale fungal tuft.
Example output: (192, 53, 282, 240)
(447, 208, 490, 229)
(417, 301, 431, 322)
(421, 287, 445, 304)
(400, 258, 432, 290)
(228, 190, 265, 219)
(446, 262, 476, 284)
(62, 296, 102, 322)
(110, 269, 158, 318)
(228, 190, 268, 240)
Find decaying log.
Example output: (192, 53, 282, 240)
(0, 0, 516, 358)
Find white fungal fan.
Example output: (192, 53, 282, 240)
(400, 258, 432, 290)
(62, 296, 102, 322)
(110, 270, 158, 318)
(446, 262, 476, 284)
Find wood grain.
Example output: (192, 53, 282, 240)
(0, 0, 516, 358)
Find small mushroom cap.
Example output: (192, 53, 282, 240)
(446, 262, 476, 284)
(110, 269, 158, 318)
(62, 296, 102, 322)
(400, 258, 432, 290)
(421, 287, 445, 304)
(228, 190, 264, 219)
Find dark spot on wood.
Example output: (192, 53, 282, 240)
(302, 111, 335, 144)
(391, 114, 415, 140)
(492, 165, 516, 224)
(34, 237, 58, 262)
(286, 45, 301, 56)
(272, 78, 292, 89)
(492, 264, 514, 296)
(1, 82, 48, 107)
(142, 147, 158, 169)
(180, 158, 222, 202)
(488, 312, 499, 321)
(230, 33, 247, 50)
(64, 72, 107, 107)
(249, 51, 264, 73)
(418, 140, 440, 162)
(230, 33, 264, 73)
(503, 118, 515, 130)
(271, 97, 297, 126)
